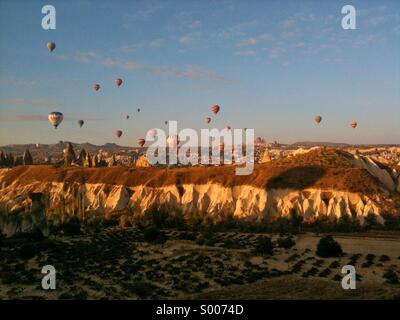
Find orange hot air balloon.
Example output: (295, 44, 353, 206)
(93, 84, 100, 91)
(47, 42, 56, 52)
(211, 104, 220, 114)
(351, 121, 357, 129)
(137, 138, 146, 147)
(115, 78, 123, 87)
(115, 130, 123, 138)
(315, 115, 322, 124)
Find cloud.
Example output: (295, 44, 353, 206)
(179, 35, 194, 45)
(0, 114, 47, 121)
(234, 50, 256, 56)
(0, 98, 60, 108)
(368, 13, 400, 26)
(64, 51, 229, 81)
(269, 47, 286, 59)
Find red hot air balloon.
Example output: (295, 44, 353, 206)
(351, 121, 358, 129)
(137, 138, 146, 147)
(211, 104, 220, 115)
(315, 115, 322, 124)
(115, 130, 123, 138)
(93, 84, 100, 91)
(115, 78, 123, 87)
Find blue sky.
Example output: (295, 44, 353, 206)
(0, 0, 399, 145)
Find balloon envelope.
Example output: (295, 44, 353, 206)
(48, 112, 63, 129)
(78, 120, 84, 127)
(115, 78, 123, 87)
(115, 130, 123, 138)
(47, 42, 56, 52)
(205, 117, 211, 124)
(351, 121, 358, 129)
(93, 84, 100, 91)
(315, 115, 322, 124)
(137, 138, 146, 147)
(211, 104, 220, 114)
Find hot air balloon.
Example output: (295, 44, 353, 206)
(164, 120, 168, 125)
(115, 130, 123, 138)
(126, 115, 130, 120)
(115, 78, 123, 87)
(315, 115, 322, 124)
(211, 104, 220, 115)
(225, 125, 231, 131)
(351, 121, 357, 129)
(78, 120, 84, 128)
(48, 112, 63, 129)
(137, 138, 146, 147)
(137, 108, 141, 112)
(47, 42, 56, 52)
(205, 117, 211, 124)
(93, 84, 100, 91)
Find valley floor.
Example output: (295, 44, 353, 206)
(1, 229, 399, 300)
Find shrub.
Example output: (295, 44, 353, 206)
(254, 236, 274, 256)
(364, 213, 378, 229)
(143, 227, 167, 244)
(383, 270, 399, 284)
(61, 217, 81, 235)
(124, 280, 155, 299)
(335, 214, 361, 232)
(316, 235, 343, 258)
(382, 213, 400, 230)
(277, 235, 296, 249)
(0, 232, 5, 245)
(19, 243, 37, 260)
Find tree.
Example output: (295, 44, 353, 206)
(316, 235, 343, 258)
(254, 236, 274, 256)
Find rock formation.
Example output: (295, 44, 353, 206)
(261, 149, 271, 163)
(76, 148, 87, 166)
(63, 143, 76, 166)
(84, 153, 92, 168)
(108, 155, 116, 167)
(22, 149, 33, 165)
(135, 155, 151, 167)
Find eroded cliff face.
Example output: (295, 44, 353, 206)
(1, 148, 398, 237)
(0, 177, 386, 237)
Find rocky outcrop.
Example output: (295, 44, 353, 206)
(0, 168, 390, 237)
(22, 149, 33, 165)
(261, 150, 271, 163)
(63, 143, 76, 166)
(351, 155, 396, 192)
(135, 155, 151, 167)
